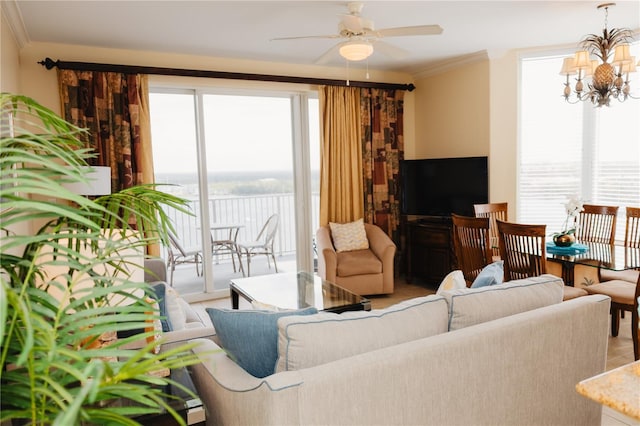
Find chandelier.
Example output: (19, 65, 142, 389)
(560, 3, 639, 107)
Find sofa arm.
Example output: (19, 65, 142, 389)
(144, 257, 167, 283)
(120, 327, 217, 351)
(316, 226, 337, 282)
(190, 339, 304, 425)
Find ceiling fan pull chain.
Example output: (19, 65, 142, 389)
(346, 58, 350, 86)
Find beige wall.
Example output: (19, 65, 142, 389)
(488, 50, 519, 220)
(410, 59, 490, 160)
(1, 10, 20, 93)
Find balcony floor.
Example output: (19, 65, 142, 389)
(167, 253, 297, 296)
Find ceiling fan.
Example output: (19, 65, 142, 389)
(271, 2, 443, 64)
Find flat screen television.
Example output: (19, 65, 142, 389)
(400, 156, 488, 217)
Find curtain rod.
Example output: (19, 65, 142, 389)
(38, 58, 416, 92)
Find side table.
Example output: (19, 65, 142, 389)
(575, 360, 640, 421)
(130, 366, 205, 426)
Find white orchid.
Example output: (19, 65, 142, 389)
(560, 195, 584, 234)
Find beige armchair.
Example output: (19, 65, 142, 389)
(316, 223, 396, 295)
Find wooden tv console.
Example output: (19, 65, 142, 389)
(405, 217, 456, 286)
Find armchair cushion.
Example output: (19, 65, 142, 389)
(329, 218, 369, 252)
(336, 249, 382, 277)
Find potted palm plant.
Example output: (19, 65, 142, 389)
(1, 93, 202, 425)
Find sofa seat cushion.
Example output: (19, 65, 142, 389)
(206, 306, 317, 378)
(441, 274, 564, 331)
(275, 295, 448, 372)
(336, 249, 382, 277)
(585, 280, 635, 304)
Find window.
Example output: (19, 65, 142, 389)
(150, 86, 319, 297)
(518, 44, 640, 241)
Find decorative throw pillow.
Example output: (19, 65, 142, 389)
(329, 218, 369, 252)
(164, 285, 186, 330)
(471, 260, 504, 288)
(206, 306, 318, 378)
(436, 270, 467, 294)
(117, 283, 173, 338)
(151, 282, 173, 332)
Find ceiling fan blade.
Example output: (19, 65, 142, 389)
(375, 24, 443, 38)
(371, 40, 409, 60)
(271, 34, 342, 41)
(314, 43, 343, 65)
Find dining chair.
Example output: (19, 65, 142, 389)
(496, 220, 546, 281)
(451, 214, 492, 287)
(474, 202, 508, 260)
(575, 204, 619, 244)
(497, 220, 588, 301)
(585, 206, 640, 360)
(236, 214, 280, 277)
(167, 232, 203, 285)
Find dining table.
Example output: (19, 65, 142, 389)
(546, 241, 640, 286)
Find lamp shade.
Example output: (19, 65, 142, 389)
(339, 41, 374, 61)
(63, 166, 111, 195)
(559, 57, 577, 76)
(573, 50, 592, 70)
(612, 44, 632, 66)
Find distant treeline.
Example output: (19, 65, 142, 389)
(155, 171, 320, 196)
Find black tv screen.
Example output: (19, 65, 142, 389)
(400, 156, 489, 217)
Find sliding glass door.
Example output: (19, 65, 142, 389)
(150, 88, 319, 298)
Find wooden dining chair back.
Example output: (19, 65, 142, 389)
(474, 202, 508, 259)
(576, 204, 619, 244)
(624, 206, 640, 249)
(496, 220, 547, 281)
(451, 214, 493, 286)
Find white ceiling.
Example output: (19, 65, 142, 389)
(5, 1, 640, 74)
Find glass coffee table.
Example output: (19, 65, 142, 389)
(230, 271, 371, 313)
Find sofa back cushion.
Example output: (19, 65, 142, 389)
(275, 295, 448, 372)
(441, 274, 564, 331)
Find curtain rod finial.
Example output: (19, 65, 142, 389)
(407, 84, 415, 92)
(38, 58, 58, 70)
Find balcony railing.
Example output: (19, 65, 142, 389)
(163, 193, 320, 258)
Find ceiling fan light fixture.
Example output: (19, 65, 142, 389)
(339, 41, 373, 61)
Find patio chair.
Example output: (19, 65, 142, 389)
(236, 214, 279, 277)
(167, 232, 203, 285)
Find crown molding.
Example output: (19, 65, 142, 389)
(1, 0, 29, 48)
(411, 50, 489, 79)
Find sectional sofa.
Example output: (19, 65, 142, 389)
(189, 275, 610, 425)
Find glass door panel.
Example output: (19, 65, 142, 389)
(202, 94, 295, 291)
(149, 91, 207, 295)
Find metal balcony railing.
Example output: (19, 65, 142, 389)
(163, 193, 320, 258)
